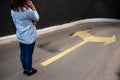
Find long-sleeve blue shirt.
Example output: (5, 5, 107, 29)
(11, 8, 39, 44)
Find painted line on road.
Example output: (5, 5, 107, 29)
(40, 30, 116, 66)
(40, 41, 87, 66)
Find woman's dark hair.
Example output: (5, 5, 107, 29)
(10, 0, 27, 11)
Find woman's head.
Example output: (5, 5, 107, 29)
(10, 0, 30, 11)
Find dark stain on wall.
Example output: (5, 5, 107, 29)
(0, 0, 120, 37)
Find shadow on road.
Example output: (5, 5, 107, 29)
(116, 68, 120, 80)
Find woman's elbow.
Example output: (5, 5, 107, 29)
(32, 14, 39, 21)
(35, 15, 40, 21)
(36, 16, 40, 21)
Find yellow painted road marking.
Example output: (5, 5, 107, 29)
(84, 35, 116, 45)
(72, 30, 116, 45)
(40, 30, 116, 66)
(41, 40, 87, 66)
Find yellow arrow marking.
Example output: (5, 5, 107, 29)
(84, 35, 116, 45)
(41, 41, 87, 66)
(40, 30, 116, 66)
(72, 30, 116, 45)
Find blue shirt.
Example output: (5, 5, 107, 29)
(11, 8, 39, 44)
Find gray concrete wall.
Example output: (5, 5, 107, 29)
(0, 0, 120, 37)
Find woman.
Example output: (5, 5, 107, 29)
(10, 0, 39, 76)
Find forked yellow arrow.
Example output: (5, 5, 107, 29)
(40, 30, 116, 66)
(72, 30, 116, 45)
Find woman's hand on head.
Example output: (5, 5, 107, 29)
(26, 1, 34, 7)
(26, 0, 36, 10)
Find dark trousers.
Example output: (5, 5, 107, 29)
(19, 42, 35, 71)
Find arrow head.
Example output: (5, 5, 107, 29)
(104, 35, 116, 45)
(71, 32, 79, 38)
(71, 30, 90, 38)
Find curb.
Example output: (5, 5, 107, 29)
(0, 18, 120, 45)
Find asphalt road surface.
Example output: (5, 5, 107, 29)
(0, 22, 120, 80)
